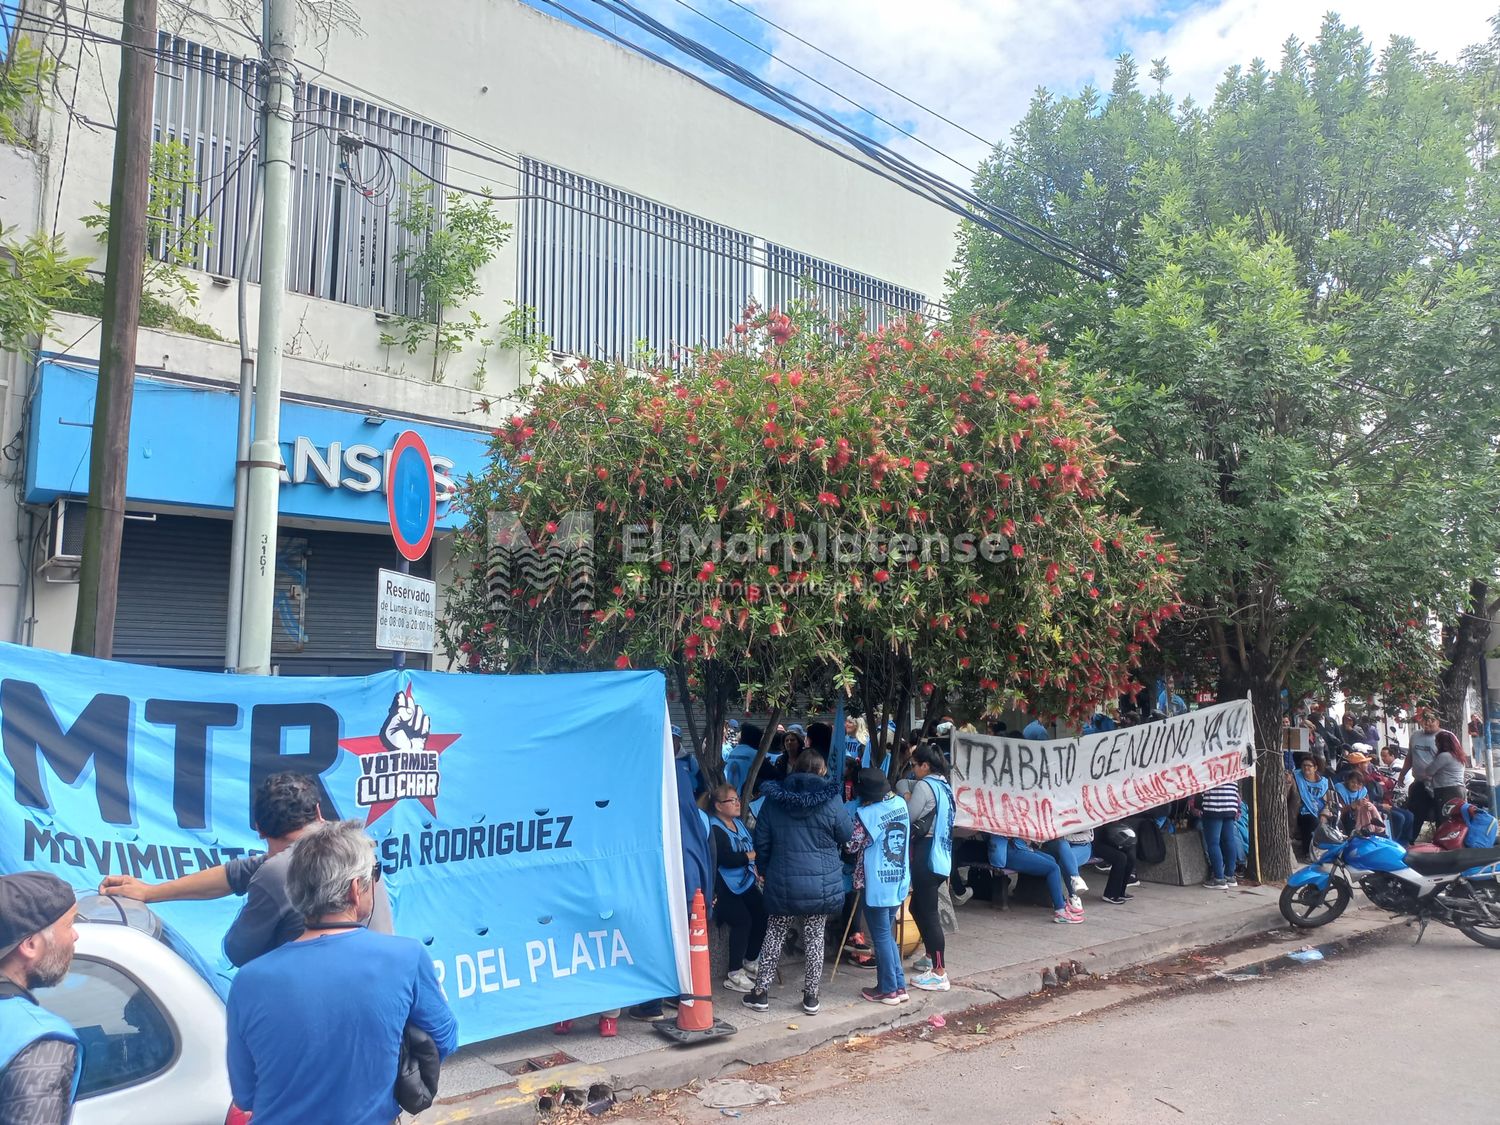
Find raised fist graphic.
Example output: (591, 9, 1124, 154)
(380, 690, 430, 755)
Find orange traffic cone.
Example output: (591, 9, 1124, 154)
(676, 889, 715, 1032)
(654, 888, 736, 1044)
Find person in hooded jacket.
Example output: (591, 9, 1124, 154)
(744, 751, 853, 1016)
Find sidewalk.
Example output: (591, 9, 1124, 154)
(419, 880, 1284, 1123)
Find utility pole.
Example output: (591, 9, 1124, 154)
(71, 0, 157, 658)
(236, 0, 297, 675)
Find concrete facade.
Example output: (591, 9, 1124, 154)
(1, 0, 957, 663)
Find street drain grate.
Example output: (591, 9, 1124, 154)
(498, 1050, 578, 1077)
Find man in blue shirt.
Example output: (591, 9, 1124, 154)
(227, 820, 457, 1125)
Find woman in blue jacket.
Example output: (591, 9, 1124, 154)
(1292, 758, 1329, 857)
(745, 751, 853, 1015)
(901, 745, 956, 992)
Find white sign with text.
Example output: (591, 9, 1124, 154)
(950, 699, 1255, 841)
(375, 568, 436, 653)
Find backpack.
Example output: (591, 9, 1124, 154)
(1132, 817, 1167, 865)
(1463, 805, 1499, 849)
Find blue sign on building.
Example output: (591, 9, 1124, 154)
(26, 362, 490, 529)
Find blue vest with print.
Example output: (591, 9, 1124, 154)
(856, 797, 912, 908)
(1294, 774, 1329, 818)
(716, 816, 757, 895)
(923, 776, 955, 877)
(0, 993, 82, 1098)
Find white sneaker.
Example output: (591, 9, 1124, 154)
(911, 970, 950, 992)
(1070, 876, 1088, 894)
(952, 886, 975, 906)
(1068, 894, 1083, 913)
(742, 959, 759, 974)
(723, 968, 754, 993)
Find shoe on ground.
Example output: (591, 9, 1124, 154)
(1070, 876, 1088, 893)
(1090, 860, 1113, 872)
(1066, 901, 1085, 919)
(912, 970, 950, 992)
(723, 968, 754, 993)
(894, 988, 911, 1004)
(952, 886, 975, 906)
(802, 990, 820, 1015)
(598, 1016, 617, 1037)
(912, 955, 933, 973)
(1125, 875, 1141, 887)
(742, 989, 770, 1012)
(1054, 908, 1084, 923)
(1224, 876, 1239, 887)
(845, 931, 871, 952)
(1068, 894, 1083, 913)
(861, 986, 891, 1004)
(1203, 877, 1226, 888)
(743, 959, 759, 974)
(1101, 894, 1128, 905)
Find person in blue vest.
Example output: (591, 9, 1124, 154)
(1021, 715, 1050, 740)
(901, 745, 956, 992)
(849, 769, 912, 1006)
(1292, 757, 1330, 857)
(706, 784, 766, 994)
(0, 873, 83, 1124)
(724, 722, 763, 793)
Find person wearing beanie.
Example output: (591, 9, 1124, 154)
(848, 768, 912, 1006)
(0, 872, 83, 1123)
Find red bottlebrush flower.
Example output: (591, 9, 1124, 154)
(812, 436, 827, 450)
(545, 521, 558, 534)
(1026, 475, 1042, 490)
(898, 337, 914, 351)
(1011, 543, 1025, 558)
(1001, 518, 1017, 537)
(697, 563, 715, 581)
(595, 466, 609, 480)
(1016, 623, 1028, 637)
(960, 461, 975, 474)
(787, 368, 804, 387)
(767, 565, 780, 577)
(817, 491, 839, 506)
(1091, 537, 1103, 552)
(913, 460, 931, 483)
(874, 568, 890, 583)
(715, 475, 728, 494)
(768, 315, 795, 345)
(1045, 562, 1059, 583)
(614, 654, 630, 669)
(481, 622, 496, 634)
(1156, 553, 1167, 564)
(659, 560, 674, 573)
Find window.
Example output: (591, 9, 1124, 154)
(33, 958, 176, 1097)
(151, 34, 445, 315)
(519, 158, 930, 363)
(520, 159, 755, 363)
(764, 243, 928, 334)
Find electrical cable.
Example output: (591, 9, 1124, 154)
(539, 0, 1109, 277)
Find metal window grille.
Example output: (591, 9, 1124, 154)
(150, 34, 445, 315)
(764, 243, 927, 333)
(519, 158, 756, 363)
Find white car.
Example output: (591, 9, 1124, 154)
(30, 895, 245, 1125)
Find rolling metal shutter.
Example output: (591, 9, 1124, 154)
(114, 513, 431, 674)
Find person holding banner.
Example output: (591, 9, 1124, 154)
(744, 752, 853, 1015)
(899, 746, 956, 992)
(99, 772, 392, 966)
(848, 769, 911, 1006)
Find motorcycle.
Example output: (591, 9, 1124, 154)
(1280, 823, 1500, 948)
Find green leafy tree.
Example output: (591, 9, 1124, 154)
(441, 302, 1178, 788)
(381, 179, 512, 383)
(950, 14, 1500, 876)
(0, 37, 55, 147)
(0, 223, 92, 353)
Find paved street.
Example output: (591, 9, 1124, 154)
(621, 925, 1500, 1125)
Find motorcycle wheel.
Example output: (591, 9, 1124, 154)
(1279, 876, 1351, 928)
(1456, 883, 1500, 949)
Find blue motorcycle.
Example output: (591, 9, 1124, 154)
(1280, 823, 1500, 948)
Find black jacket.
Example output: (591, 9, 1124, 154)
(752, 774, 853, 916)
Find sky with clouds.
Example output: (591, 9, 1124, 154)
(532, 0, 1496, 177)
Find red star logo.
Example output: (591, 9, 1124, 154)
(338, 687, 461, 824)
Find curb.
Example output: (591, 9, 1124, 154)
(417, 899, 1290, 1125)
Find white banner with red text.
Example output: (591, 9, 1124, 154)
(951, 698, 1254, 841)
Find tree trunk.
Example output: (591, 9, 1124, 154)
(1438, 579, 1492, 731)
(1222, 662, 1294, 882)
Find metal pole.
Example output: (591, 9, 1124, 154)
(71, 0, 157, 658)
(225, 162, 264, 670)
(237, 0, 296, 675)
(1480, 640, 1496, 809)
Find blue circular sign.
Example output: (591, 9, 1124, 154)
(387, 430, 436, 561)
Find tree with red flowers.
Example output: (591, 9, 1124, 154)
(441, 301, 1179, 783)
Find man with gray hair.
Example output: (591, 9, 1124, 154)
(226, 821, 457, 1124)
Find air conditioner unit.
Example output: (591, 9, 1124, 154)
(39, 498, 87, 581)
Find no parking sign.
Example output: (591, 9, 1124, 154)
(387, 429, 437, 562)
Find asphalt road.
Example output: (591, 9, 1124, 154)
(686, 926, 1500, 1125)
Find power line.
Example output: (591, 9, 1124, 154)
(713, 0, 999, 154)
(541, 0, 1109, 278)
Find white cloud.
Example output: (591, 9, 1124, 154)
(705, 0, 1496, 174)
